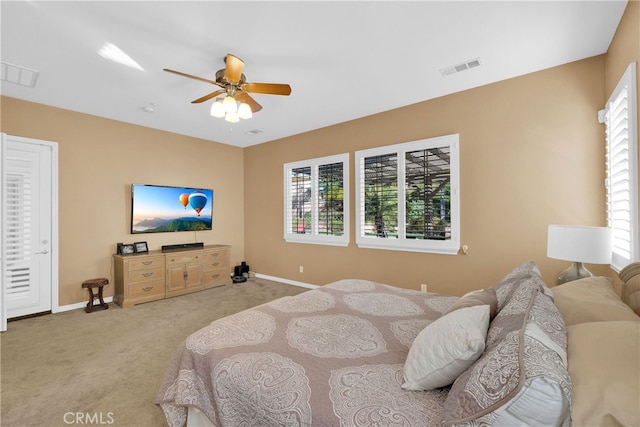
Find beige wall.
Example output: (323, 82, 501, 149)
(1, 98, 245, 306)
(244, 2, 639, 297)
(244, 55, 611, 296)
(605, 1, 639, 96)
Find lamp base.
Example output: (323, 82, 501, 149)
(556, 262, 593, 285)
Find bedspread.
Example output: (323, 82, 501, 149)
(155, 279, 459, 427)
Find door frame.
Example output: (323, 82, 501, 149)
(1, 134, 59, 331)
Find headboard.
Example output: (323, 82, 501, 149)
(618, 262, 640, 315)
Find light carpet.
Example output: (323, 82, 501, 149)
(1, 278, 308, 427)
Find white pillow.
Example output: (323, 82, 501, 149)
(402, 305, 490, 391)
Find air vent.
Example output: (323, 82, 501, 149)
(1, 61, 39, 87)
(440, 58, 481, 77)
(245, 129, 263, 136)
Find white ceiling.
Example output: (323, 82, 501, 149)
(0, 1, 628, 148)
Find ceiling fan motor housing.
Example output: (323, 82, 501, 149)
(215, 69, 246, 87)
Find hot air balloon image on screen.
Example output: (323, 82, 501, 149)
(179, 193, 189, 209)
(131, 184, 214, 234)
(188, 192, 207, 216)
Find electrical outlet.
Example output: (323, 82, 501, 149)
(299, 266, 304, 273)
(420, 284, 428, 293)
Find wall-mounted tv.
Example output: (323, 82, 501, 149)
(131, 184, 213, 234)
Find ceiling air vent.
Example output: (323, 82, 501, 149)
(1, 61, 39, 88)
(440, 58, 481, 77)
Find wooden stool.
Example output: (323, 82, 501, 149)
(82, 278, 109, 313)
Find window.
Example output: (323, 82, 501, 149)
(284, 153, 349, 246)
(355, 134, 460, 254)
(601, 62, 638, 271)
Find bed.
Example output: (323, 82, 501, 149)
(156, 261, 640, 426)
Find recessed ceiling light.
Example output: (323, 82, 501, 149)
(98, 42, 144, 71)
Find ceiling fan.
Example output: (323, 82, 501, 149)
(163, 53, 292, 117)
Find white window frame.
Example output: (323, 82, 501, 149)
(283, 153, 349, 246)
(601, 62, 638, 272)
(355, 134, 460, 255)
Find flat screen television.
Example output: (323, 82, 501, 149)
(131, 184, 213, 234)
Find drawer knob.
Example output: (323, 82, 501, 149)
(142, 261, 152, 265)
(212, 262, 220, 267)
(142, 286, 153, 292)
(142, 272, 153, 277)
(212, 274, 220, 278)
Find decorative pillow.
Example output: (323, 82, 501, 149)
(402, 304, 490, 391)
(551, 276, 639, 325)
(567, 320, 640, 426)
(442, 262, 571, 426)
(491, 261, 543, 312)
(444, 288, 498, 320)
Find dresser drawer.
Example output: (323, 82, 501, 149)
(128, 267, 164, 283)
(127, 256, 165, 271)
(202, 269, 228, 285)
(202, 257, 229, 271)
(166, 252, 201, 266)
(128, 280, 165, 299)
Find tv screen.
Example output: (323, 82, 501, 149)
(131, 184, 213, 234)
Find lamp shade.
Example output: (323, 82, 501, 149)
(547, 225, 612, 264)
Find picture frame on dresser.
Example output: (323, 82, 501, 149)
(134, 241, 149, 253)
(117, 243, 135, 255)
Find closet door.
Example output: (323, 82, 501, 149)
(1, 134, 58, 328)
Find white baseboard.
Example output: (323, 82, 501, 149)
(254, 273, 318, 290)
(55, 296, 114, 313)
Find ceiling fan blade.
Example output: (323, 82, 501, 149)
(242, 82, 292, 96)
(163, 68, 222, 86)
(235, 92, 263, 112)
(191, 89, 226, 104)
(224, 54, 244, 84)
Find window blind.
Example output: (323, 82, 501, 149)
(362, 153, 398, 238)
(603, 63, 638, 271)
(355, 134, 460, 255)
(284, 153, 349, 246)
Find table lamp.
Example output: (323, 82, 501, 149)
(547, 225, 612, 284)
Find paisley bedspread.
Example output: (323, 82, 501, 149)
(156, 279, 459, 427)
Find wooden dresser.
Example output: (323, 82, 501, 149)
(113, 245, 231, 308)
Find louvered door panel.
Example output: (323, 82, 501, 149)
(5, 164, 32, 301)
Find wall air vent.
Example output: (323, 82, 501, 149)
(440, 58, 481, 77)
(1, 61, 39, 88)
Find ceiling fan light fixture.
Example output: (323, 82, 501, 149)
(165, 53, 291, 124)
(225, 110, 240, 123)
(210, 100, 225, 118)
(238, 102, 252, 120)
(223, 95, 237, 114)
